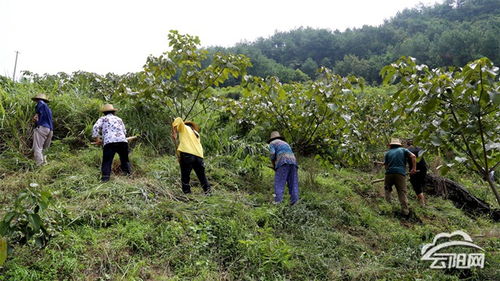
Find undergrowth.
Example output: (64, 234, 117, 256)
(0, 144, 498, 280)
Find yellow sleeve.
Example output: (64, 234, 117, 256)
(172, 117, 186, 133)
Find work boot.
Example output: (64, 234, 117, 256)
(203, 187, 212, 196)
(122, 162, 131, 176)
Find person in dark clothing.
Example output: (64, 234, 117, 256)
(92, 104, 131, 182)
(406, 139, 428, 206)
(171, 117, 210, 194)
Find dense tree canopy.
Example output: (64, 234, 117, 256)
(209, 0, 500, 84)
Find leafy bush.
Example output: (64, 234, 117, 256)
(0, 185, 53, 247)
(382, 56, 500, 205)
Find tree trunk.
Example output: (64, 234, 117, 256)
(424, 174, 500, 222)
(486, 176, 500, 207)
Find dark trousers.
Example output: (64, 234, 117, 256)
(179, 152, 210, 193)
(409, 172, 426, 195)
(102, 142, 131, 180)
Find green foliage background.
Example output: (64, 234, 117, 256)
(209, 0, 500, 84)
(1, 4, 499, 278)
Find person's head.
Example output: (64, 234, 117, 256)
(184, 121, 200, 133)
(388, 138, 402, 149)
(100, 104, 118, 115)
(406, 139, 414, 147)
(31, 93, 49, 103)
(268, 131, 285, 143)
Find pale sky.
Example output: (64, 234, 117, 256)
(1, 0, 440, 78)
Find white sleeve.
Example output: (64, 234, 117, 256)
(92, 118, 103, 138)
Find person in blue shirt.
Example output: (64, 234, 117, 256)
(268, 131, 299, 205)
(31, 93, 54, 165)
(384, 138, 416, 216)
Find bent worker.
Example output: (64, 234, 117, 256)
(405, 139, 428, 206)
(92, 104, 131, 182)
(268, 131, 299, 205)
(384, 138, 416, 216)
(32, 93, 54, 166)
(171, 117, 211, 194)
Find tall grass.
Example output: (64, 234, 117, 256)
(1, 146, 498, 280)
(0, 77, 174, 158)
(0, 85, 36, 154)
(1, 75, 499, 280)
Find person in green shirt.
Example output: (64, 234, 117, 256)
(384, 138, 417, 216)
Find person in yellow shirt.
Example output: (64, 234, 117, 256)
(171, 117, 211, 194)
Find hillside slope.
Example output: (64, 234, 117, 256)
(0, 145, 498, 280)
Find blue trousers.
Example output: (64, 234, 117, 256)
(274, 164, 299, 204)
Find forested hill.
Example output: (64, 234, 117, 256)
(209, 0, 500, 83)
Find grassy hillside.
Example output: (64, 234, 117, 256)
(1, 144, 498, 280)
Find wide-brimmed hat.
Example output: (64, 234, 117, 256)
(184, 121, 200, 133)
(268, 131, 284, 143)
(389, 138, 402, 146)
(31, 93, 49, 102)
(100, 104, 118, 112)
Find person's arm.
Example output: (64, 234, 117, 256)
(172, 126, 180, 161)
(383, 153, 388, 170)
(408, 152, 417, 174)
(33, 102, 40, 123)
(171, 117, 187, 140)
(92, 118, 103, 145)
(171, 118, 183, 160)
(171, 125, 178, 142)
(269, 144, 277, 170)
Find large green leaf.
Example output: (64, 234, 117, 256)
(489, 91, 500, 105)
(28, 214, 42, 232)
(430, 135, 442, 146)
(422, 97, 438, 114)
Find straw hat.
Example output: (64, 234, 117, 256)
(100, 104, 118, 112)
(184, 121, 200, 133)
(268, 131, 284, 143)
(31, 93, 49, 102)
(389, 138, 402, 146)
